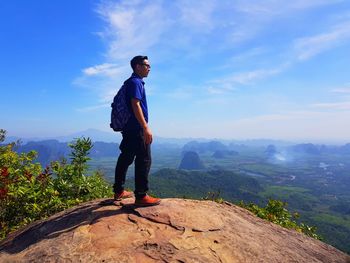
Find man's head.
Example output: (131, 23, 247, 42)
(130, 55, 151, 78)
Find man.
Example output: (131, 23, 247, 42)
(113, 55, 161, 206)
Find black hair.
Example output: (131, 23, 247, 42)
(130, 55, 148, 71)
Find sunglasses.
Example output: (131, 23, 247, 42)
(140, 63, 151, 69)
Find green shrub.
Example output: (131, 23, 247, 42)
(51, 137, 112, 205)
(239, 199, 321, 240)
(203, 190, 224, 204)
(202, 190, 320, 239)
(0, 130, 113, 240)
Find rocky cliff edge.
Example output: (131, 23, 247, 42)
(0, 198, 349, 263)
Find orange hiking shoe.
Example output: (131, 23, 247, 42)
(114, 190, 134, 201)
(135, 195, 161, 207)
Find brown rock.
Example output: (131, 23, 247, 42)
(0, 198, 349, 263)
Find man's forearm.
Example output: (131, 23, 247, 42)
(131, 99, 148, 128)
(131, 98, 152, 144)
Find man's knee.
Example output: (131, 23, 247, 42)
(145, 156, 151, 165)
(119, 152, 135, 165)
(135, 154, 151, 166)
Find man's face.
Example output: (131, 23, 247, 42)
(136, 59, 151, 78)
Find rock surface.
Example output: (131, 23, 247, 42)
(0, 198, 349, 263)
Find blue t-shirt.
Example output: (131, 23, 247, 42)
(123, 73, 148, 131)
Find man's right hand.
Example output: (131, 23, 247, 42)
(143, 126, 153, 145)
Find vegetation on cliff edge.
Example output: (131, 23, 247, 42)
(0, 129, 112, 240)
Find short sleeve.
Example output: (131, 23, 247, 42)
(128, 79, 143, 101)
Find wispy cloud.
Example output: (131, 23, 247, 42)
(217, 18, 350, 92)
(311, 101, 350, 110)
(194, 96, 233, 106)
(166, 88, 193, 100)
(288, 0, 345, 10)
(230, 47, 266, 63)
(150, 104, 350, 140)
(207, 62, 290, 94)
(234, 0, 344, 15)
(309, 85, 350, 111)
(208, 109, 350, 140)
(331, 84, 350, 94)
(228, 67, 285, 85)
(232, 111, 322, 124)
(332, 88, 350, 94)
(222, 0, 344, 45)
(206, 86, 231, 95)
(76, 103, 110, 112)
(96, 0, 169, 60)
(294, 20, 350, 60)
(176, 0, 216, 32)
(82, 63, 126, 77)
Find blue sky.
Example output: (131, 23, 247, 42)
(1, 0, 350, 142)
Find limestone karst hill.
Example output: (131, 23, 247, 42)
(0, 198, 349, 263)
(179, 151, 205, 170)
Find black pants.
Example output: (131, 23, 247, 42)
(113, 129, 151, 198)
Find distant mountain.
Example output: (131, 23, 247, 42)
(183, 140, 228, 153)
(289, 143, 321, 155)
(16, 140, 70, 167)
(153, 137, 207, 146)
(3, 136, 21, 144)
(228, 139, 295, 147)
(265, 145, 277, 157)
(288, 143, 350, 155)
(56, 129, 120, 143)
(90, 142, 118, 158)
(15, 140, 120, 167)
(3, 136, 41, 144)
(3, 129, 121, 144)
(339, 143, 350, 154)
(179, 151, 205, 170)
(212, 150, 239, 159)
(181, 140, 297, 154)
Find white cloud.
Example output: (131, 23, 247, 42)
(294, 21, 350, 60)
(74, 1, 173, 106)
(331, 87, 350, 94)
(229, 68, 282, 85)
(209, 63, 290, 90)
(176, 0, 216, 32)
(76, 103, 110, 113)
(96, 0, 170, 60)
(234, 0, 344, 15)
(154, 109, 350, 141)
(199, 110, 350, 140)
(221, 0, 344, 45)
(166, 88, 193, 100)
(82, 63, 126, 77)
(209, 15, 350, 93)
(311, 101, 350, 110)
(73, 69, 127, 104)
(288, 0, 345, 10)
(230, 47, 266, 63)
(194, 97, 232, 107)
(310, 83, 350, 110)
(207, 86, 229, 95)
